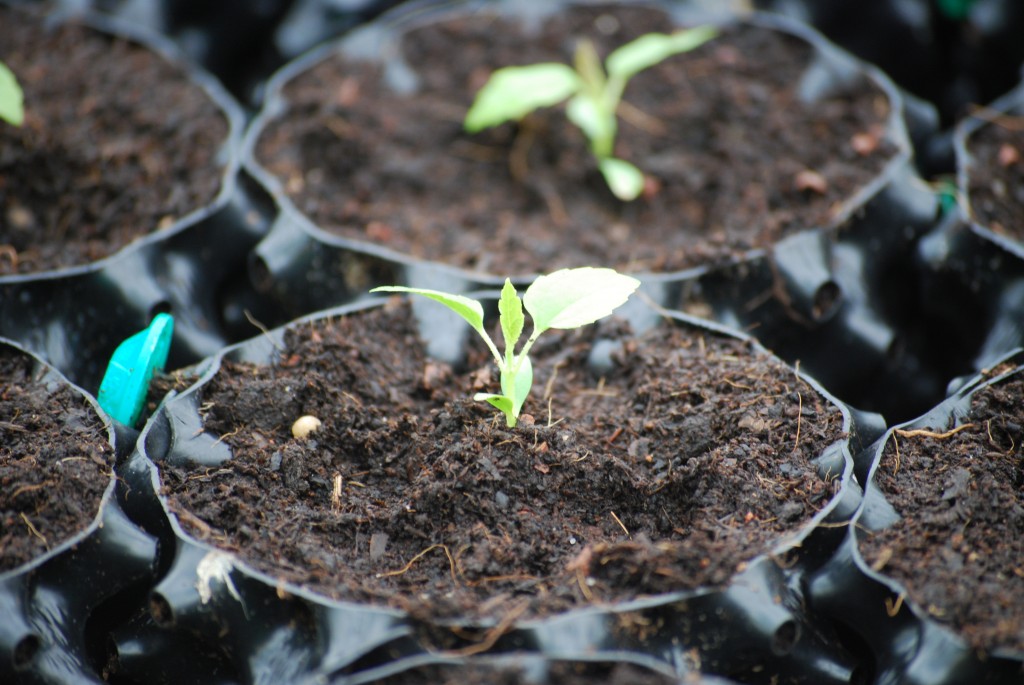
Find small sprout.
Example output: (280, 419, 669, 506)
(464, 26, 717, 200)
(292, 415, 322, 439)
(0, 60, 24, 127)
(372, 267, 640, 428)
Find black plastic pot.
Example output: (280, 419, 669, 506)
(902, 97, 1024, 418)
(239, 0, 932, 337)
(52, 0, 410, 109)
(671, 159, 940, 428)
(809, 350, 1024, 684)
(119, 288, 873, 684)
(325, 652, 739, 684)
(953, 80, 1024, 260)
(0, 340, 158, 685)
(0, 7, 273, 398)
(754, 0, 1024, 129)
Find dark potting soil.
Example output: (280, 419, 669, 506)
(255, 4, 896, 276)
(161, 302, 845, 623)
(0, 347, 112, 572)
(859, 368, 1024, 653)
(363, 659, 682, 685)
(0, 5, 228, 275)
(965, 115, 1024, 240)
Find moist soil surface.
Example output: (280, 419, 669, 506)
(160, 302, 846, 624)
(255, 4, 896, 276)
(965, 114, 1024, 240)
(0, 4, 228, 275)
(0, 346, 113, 572)
(859, 366, 1024, 653)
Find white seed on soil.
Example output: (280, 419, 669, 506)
(291, 415, 322, 439)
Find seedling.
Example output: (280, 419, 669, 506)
(464, 26, 717, 201)
(372, 267, 640, 427)
(0, 60, 24, 127)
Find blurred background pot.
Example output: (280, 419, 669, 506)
(54, 0, 411, 109)
(0, 339, 157, 684)
(954, 79, 1024, 258)
(0, 4, 270, 397)
(810, 351, 1024, 684)
(241, 0, 928, 326)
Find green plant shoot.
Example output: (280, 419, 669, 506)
(0, 60, 24, 127)
(371, 267, 640, 427)
(464, 26, 717, 201)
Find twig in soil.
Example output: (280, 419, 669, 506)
(10, 482, 51, 499)
(243, 310, 281, 351)
(213, 428, 240, 445)
(184, 468, 233, 483)
(769, 549, 800, 570)
(578, 378, 618, 398)
(538, 185, 570, 229)
(567, 546, 595, 601)
(20, 513, 47, 547)
(325, 115, 354, 139)
(545, 397, 565, 429)
(744, 287, 774, 314)
(0, 245, 19, 271)
(814, 516, 855, 530)
(380, 544, 459, 587)
(610, 511, 631, 538)
(0, 419, 27, 432)
(509, 115, 536, 185)
(442, 598, 530, 657)
(884, 592, 906, 617)
(966, 104, 1024, 131)
(720, 377, 753, 391)
(174, 506, 217, 540)
(466, 573, 539, 587)
(542, 360, 562, 401)
(894, 424, 976, 440)
(570, 450, 591, 464)
(793, 396, 803, 455)
(331, 474, 342, 511)
(986, 419, 1015, 452)
(617, 100, 668, 137)
(341, 391, 364, 408)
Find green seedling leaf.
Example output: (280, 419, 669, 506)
(463, 27, 715, 202)
(573, 38, 606, 94)
(498, 279, 524, 361)
(606, 26, 718, 80)
(371, 286, 486, 336)
(476, 356, 533, 427)
(464, 63, 581, 132)
(599, 157, 645, 201)
(566, 93, 616, 157)
(474, 393, 516, 425)
(504, 355, 533, 419)
(0, 61, 24, 127)
(373, 268, 636, 428)
(524, 267, 641, 332)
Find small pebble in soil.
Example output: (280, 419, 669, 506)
(291, 415, 322, 439)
